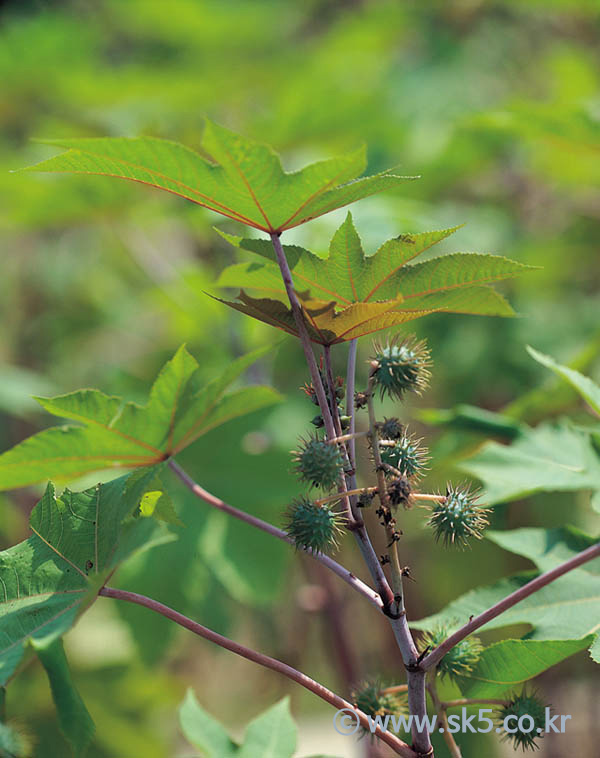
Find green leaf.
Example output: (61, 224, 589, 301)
(0, 471, 172, 684)
(125, 467, 183, 526)
(216, 214, 531, 341)
(21, 121, 414, 233)
(0, 345, 281, 490)
(34, 638, 95, 757)
(416, 403, 524, 439)
(179, 692, 296, 758)
(237, 698, 296, 758)
(527, 346, 600, 415)
(413, 570, 600, 661)
(456, 638, 592, 698)
(179, 688, 238, 758)
(461, 421, 600, 507)
(487, 526, 600, 574)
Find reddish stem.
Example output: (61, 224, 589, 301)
(422, 541, 600, 671)
(99, 586, 417, 758)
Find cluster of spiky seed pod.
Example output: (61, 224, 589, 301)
(293, 436, 344, 490)
(352, 680, 408, 720)
(499, 691, 548, 751)
(370, 336, 432, 401)
(303, 364, 350, 431)
(285, 497, 344, 555)
(427, 484, 490, 549)
(378, 430, 429, 480)
(419, 625, 483, 682)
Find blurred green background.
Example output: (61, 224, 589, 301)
(1, 1, 598, 756)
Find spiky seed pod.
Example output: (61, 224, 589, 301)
(285, 497, 344, 554)
(387, 476, 413, 508)
(419, 626, 483, 682)
(293, 436, 344, 490)
(379, 432, 429, 480)
(352, 680, 408, 720)
(370, 336, 432, 400)
(427, 484, 489, 548)
(378, 417, 405, 440)
(302, 366, 344, 414)
(499, 691, 548, 751)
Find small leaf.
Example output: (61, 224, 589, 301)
(179, 688, 238, 758)
(456, 638, 592, 698)
(34, 638, 95, 757)
(0, 345, 280, 490)
(527, 346, 600, 415)
(237, 698, 296, 758)
(21, 122, 414, 233)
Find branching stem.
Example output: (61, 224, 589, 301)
(99, 587, 417, 758)
(427, 674, 462, 758)
(315, 487, 377, 506)
(269, 234, 431, 756)
(346, 339, 358, 468)
(422, 540, 600, 671)
(327, 430, 369, 445)
(269, 232, 336, 440)
(167, 459, 383, 610)
(366, 377, 404, 609)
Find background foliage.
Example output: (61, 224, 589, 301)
(1, 1, 598, 755)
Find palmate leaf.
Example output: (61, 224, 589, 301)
(0, 345, 281, 490)
(527, 345, 600, 416)
(212, 289, 425, 346)
(487, 526, 600, 575)
(216, 213, 531, 343)
(454, 638, 592, 699)
(35, 639, 95, 757)
(0, 470, 171, 685)
(461, 420, 600, 510)
(0, 469, 172, 755)
(20, 121, 414, 233)
(179, 691, 297, 758)
(414, 527, 600, 663)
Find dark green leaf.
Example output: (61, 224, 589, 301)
(414, 570, 600, 662)
(456, 638, 592, 698)
(35, 638, 95, 757)
(487, 526, 600, 574)
(0, 471, 172, 684)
